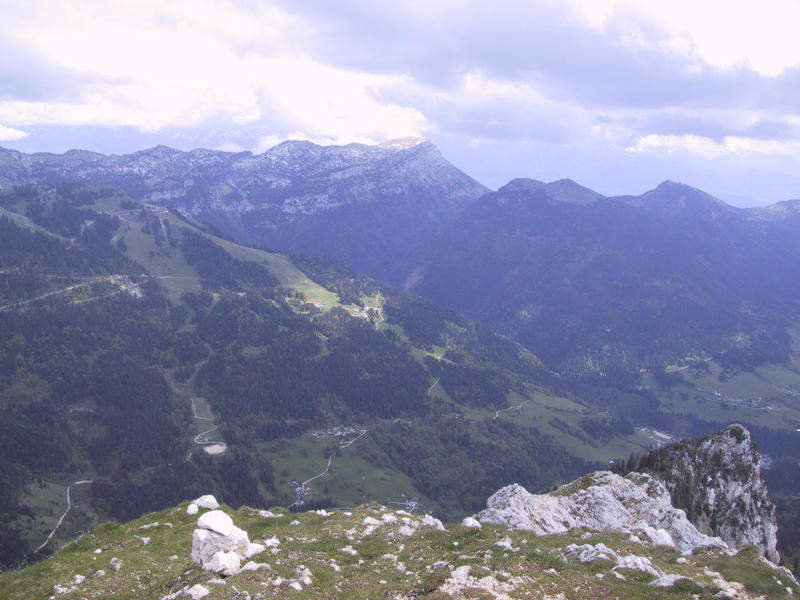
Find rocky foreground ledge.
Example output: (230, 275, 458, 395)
(0, 491, 796, 599)
(0, 425, 792, 599)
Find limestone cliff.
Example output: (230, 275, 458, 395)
(626, 423, 779, 562)
(476, 425, 779, 563)
(475, 471, 727, 554)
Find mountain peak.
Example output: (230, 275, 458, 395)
(613, 180, 735, 219)
(620, 424, 779, 562)
(497, 177, 603, 205)
(378, 137, 430, 151)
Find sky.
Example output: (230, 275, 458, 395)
(2, 0, 800, 205)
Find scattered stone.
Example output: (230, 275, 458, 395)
(289, 581, 302, 591)
(245, 542, 266, 558)
(676, 556, 688, 564)
(422, 515, 446, 531)
(461, 516, 482, 529)
(397, 524, 415, 537)
(264, 536, 280, 547)
(296, 565, 313, 586)
(93, 548, 102, 555)
(651, 574, 690, 587)
(73, 574, 85, 584)
(615, 555, 662, 578)
(241, 561, 272, 572)
(109, 557, 122, 571)
(257, 510, 280, 519)
(93, 570, 106, 578)
(341, 545, 358, 556)
(193, 495, 220, 510)
(184, 584, 210, 599)
(139, 522, 160, 530)
(134, 535, 151, 546)
(314, 509, 330, 517)
(565, 543, 617, 563)
(495, 537, 518, 552)
(290, 520, 300, 526)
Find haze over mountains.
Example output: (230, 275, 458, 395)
(2, 139, 800, 575)
(4, 139, 800, 373)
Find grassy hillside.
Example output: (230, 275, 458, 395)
(2, 183, 798, 573)
(1, 499, 796, 599)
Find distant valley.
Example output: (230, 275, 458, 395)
(2, 141, 800, 572)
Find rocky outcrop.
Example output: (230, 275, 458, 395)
(629, 424, 779, 562)
(475, 471, 728, 554)
(476, 425, 780, 563)
(190, 509, 265, 576)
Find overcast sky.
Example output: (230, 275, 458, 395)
(2, 0, 800, 205)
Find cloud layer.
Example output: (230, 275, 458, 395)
(2, 0, 800, 204)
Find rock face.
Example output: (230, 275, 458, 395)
(629, 424, 779, 562)
(0, 140, 488, 283)
(475, 471, 728, 554)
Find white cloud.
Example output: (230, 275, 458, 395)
(567, 0, 800, 76)
(0, 124, 29, 141)
(627, 133, 800, 158)
(0, 0, 425, 144)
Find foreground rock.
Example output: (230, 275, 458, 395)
(191, 509, 264, 576)
(475, 471, 728, 553)
(3, 499, 797, 599)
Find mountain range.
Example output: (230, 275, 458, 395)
(4, 140, 799, 373)
(0, 139, 487, 284)
(1, 140, 800, 575)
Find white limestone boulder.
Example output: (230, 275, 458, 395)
(475, 471, 728, 554)
(191, 510, 253, 576)
(192, 495, 220, 510)
(197, 510, 234, 536)
(204, 550, 241, 577)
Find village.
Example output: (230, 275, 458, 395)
(310, 425, 366, 445)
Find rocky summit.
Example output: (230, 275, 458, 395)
(624, 424, 780, 562)
(1, 494, 797, 599)
(0, 427, 795, 599)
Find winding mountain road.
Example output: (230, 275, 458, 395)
(35, 480, 93, 554)
(491, 400, 529, 421)
(288, 429, 369, 510)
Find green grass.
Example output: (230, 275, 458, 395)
(12, 479, 100, 560)
(646, 357, 800, 431)
(2, 501, 795, 599)
(0, 206, 75, 242)
(265, 430, 426, 510)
